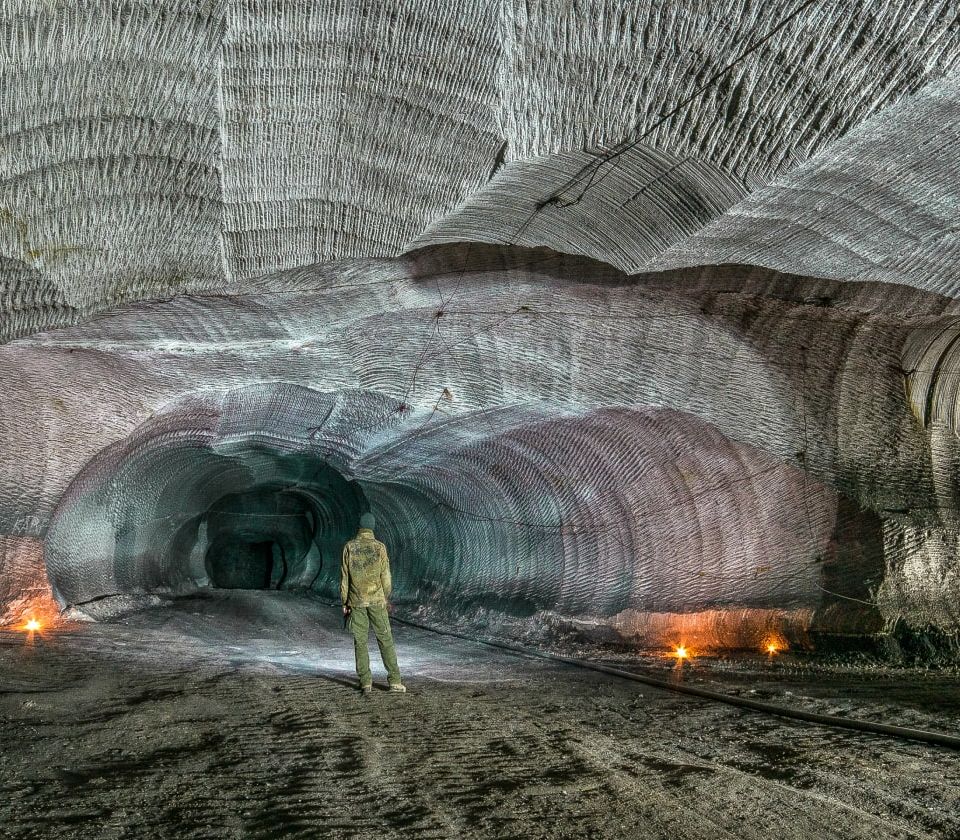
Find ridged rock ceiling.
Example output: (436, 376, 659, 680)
(3, 1, 960, 338)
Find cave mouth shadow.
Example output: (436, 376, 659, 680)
(192, 460, 371, 597)
(205, 538, 280, 589)
(45, 444, 373, 610)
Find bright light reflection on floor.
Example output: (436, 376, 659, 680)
(63, 591, 537, 686)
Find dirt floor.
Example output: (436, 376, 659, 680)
(1, 591, 958, 840)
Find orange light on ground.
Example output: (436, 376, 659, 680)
(764, 637, 787, 655)
(3, 595, 60, 634)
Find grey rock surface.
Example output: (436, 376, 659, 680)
(3, 1, 960, 337)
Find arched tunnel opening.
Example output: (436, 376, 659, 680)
(44, 422, 382, 610)
(198, 475, 367, 592)
(38, 382, 893, 656)
(181, 467, 370, 596)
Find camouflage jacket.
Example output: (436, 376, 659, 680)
(340, 528, 392, 607)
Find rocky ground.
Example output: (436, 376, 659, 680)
(1, 591, 958, 839)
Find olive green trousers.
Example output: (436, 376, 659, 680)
(348, 604, 402, 687)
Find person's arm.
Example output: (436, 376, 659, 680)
(380, 544, 392, 602)
(340, 544, 350, 611)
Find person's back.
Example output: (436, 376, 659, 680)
(340, 512, 405, 694)
(341, 528, 390, 608)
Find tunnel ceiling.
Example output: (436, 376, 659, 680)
(2, 1, 960, 650)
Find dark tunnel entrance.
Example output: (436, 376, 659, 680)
(45, 436, 374, 606)
(205, 539, 280, 589)
(197, 461, 370, 594)
(201, 484, 314, 591)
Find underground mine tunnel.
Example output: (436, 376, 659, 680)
(2, 2, 960, 838)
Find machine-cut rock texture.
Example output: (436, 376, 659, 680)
(2, 1, 960, 657)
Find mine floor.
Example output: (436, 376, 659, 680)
(1, 591, 958, 839)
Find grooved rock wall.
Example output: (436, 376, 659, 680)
(651, 71, 960, 292)
(0, 535, 54, 626)
(500, 0, 960, 180)
(0, 1, 225, 329)
(0, 247, 955, 645)
(221, 0, 504, 279)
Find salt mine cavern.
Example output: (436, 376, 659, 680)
(1, 1, 960, 838)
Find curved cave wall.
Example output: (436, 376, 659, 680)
(0, 246, 951, 652)
(42, 379, 877, 649)
(1, 3, 960, 656)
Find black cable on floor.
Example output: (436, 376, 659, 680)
(392, 615, 960, 751)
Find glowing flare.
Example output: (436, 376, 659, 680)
(675, 646, 688, 659)
(764, 638, 787, 654)
(24, 619, 41, 632)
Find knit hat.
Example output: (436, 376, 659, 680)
(359, 512, 376, 530)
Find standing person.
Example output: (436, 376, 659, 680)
(340, 512, 406, 694)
